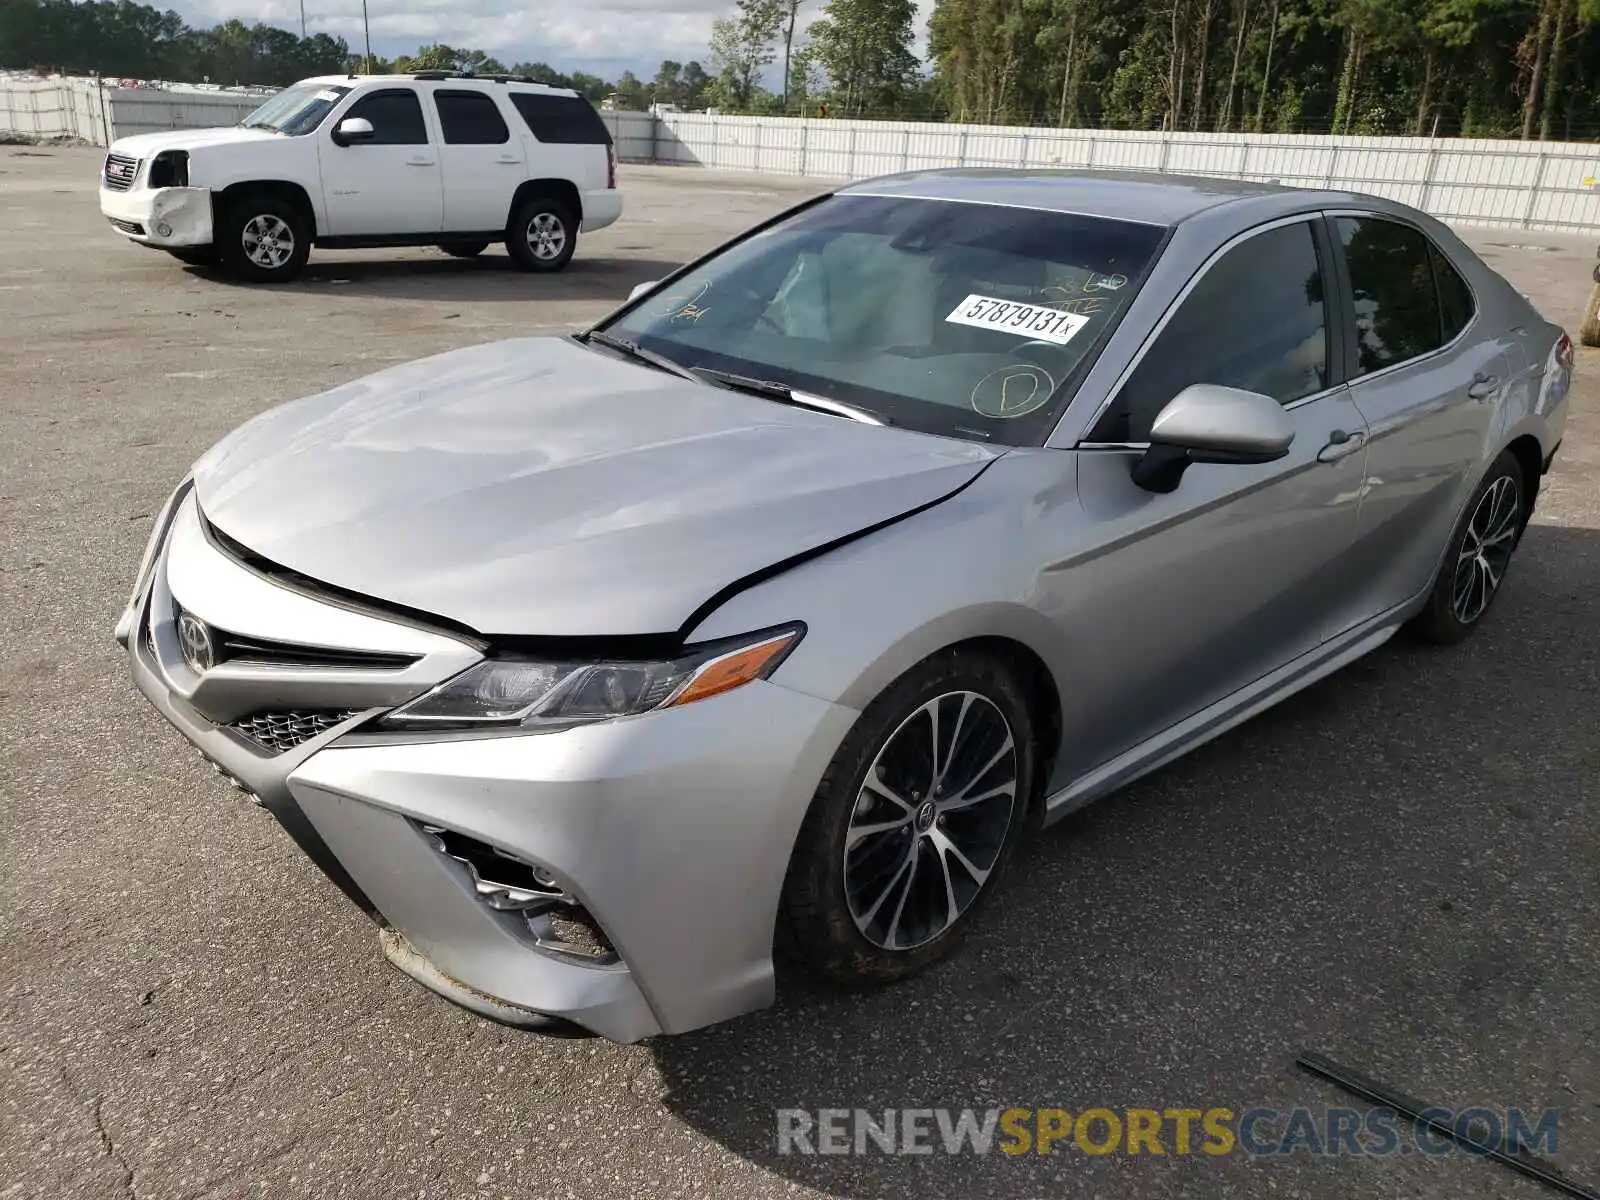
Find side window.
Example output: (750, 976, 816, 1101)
(1091, 221, 1328, 443)
(1430, 242, 1475, 343)
(342, 88, 427, 145)
(1336, 216, 1445, 375)
(435, 90, 510, 145)
(509, 92, 613, 144)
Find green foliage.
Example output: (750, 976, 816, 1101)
(808, 0, 920, 115)
(926, 0, 1600, 136)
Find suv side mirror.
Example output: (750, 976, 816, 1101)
(333, 117, 375, 146)
(628, 280, 659, 302)
(1131, 384, 1294, 493)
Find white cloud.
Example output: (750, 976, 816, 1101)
(172, 0, 935, 79)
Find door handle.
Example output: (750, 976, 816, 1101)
(495, 155, 521, 164)
(1467, 373, 1500, 401)
(1317, 428, 1367, 464)
(406, 156, 435, 166)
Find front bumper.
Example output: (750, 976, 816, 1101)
(100, 184, 213, 247)
(120, 491, 855, 1042)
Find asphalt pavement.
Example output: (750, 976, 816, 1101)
(2, 147, 1597, 1200)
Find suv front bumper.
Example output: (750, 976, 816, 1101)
(100, 184, 213, 247)
(120, 491, 855, 1042)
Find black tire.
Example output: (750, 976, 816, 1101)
(439, 242, 490, 259)
(218, 191, 311, 283)
(164, 247, 215, 266)
(1409, 450, 1528, 644)
(780, 647, 1036, 986)
(506, 197, 577, 273)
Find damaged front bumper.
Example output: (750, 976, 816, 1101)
(99, 184, 213, 247)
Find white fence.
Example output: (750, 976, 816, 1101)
(0, 76, 267, 143)
(655, 114, 1600, 234)
(10, 75, 1600, 234)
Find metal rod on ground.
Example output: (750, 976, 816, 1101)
(1296, 1052, 1600, 1200)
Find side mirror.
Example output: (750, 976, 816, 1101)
(1131, 384, 1294, 494)
(333, 116, 375, 146)
(628, 280, 659, 303)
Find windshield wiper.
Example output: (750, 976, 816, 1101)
(690, 368, 888, 426)
(581, 329, 699, 382)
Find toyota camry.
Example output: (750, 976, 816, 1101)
(117, 169, 1571, 1042)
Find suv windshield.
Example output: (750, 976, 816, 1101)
(240, 84, 351, 135)
(599, 193, 1165, 444)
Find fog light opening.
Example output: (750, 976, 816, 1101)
(417, 823, 569, 910)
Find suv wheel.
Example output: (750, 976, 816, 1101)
(507, 197, 576, 273)
(220, 193, 311, 283)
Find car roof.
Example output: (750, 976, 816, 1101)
(298, 74, 581, 99)
(839, 168, 1378, 228)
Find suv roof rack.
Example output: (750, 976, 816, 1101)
(410, 71, 552, 85)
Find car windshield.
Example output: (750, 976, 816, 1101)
(599, 193, 1166, 444)
(240, 84, 350, 135)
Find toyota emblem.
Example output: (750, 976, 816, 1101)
(177, 611, 216, 673)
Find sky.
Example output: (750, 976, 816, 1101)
(174, 0, 938, 82)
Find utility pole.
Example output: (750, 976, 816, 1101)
(299, 0, 306, 38)
(362, 0, 373, 72)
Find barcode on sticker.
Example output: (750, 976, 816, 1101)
(945, 294, 1091, 346)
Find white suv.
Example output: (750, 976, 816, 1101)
(98, 73, 623, 282)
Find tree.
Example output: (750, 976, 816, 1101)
(680, 60, 713, 108)
(709, 0, 785, 109)
(652, 59, 683, 106)
(614, 70, 648, 110)
(808, 0, 920, 115)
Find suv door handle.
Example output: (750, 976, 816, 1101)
(406, 155, 435, 166)
(1467, 373, 1500, 400)
(495, 155, 521, 164)
(1317, 428, 1367, 463)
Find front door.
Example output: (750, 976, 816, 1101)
(1325, 214, 1513, 628)
(318, 87, 443, 237)
(1047, 217, 1372, 781)
(430, 88, 526, 234)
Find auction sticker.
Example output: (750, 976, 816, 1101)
(945, 294, 1090, 346)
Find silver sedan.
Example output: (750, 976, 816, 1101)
(117, 169, 1571, 1042)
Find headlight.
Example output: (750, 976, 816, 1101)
(379, 624, 804, 732)
(149, 150, 188, 189)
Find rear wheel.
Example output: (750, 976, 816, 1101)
(780, 648, 1035, 985)
(439, 242, 490, 259)
(1410, 450, 1527, 643)
(506, 197, 576, 273)
(219, 192, 310, 283)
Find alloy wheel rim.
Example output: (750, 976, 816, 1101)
(843, 690, 1018, 951)
(1451, 474, 1521, 625)
(527, 212, 567, 260)
(242, 214, 294, 269)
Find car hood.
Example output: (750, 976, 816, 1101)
(109, 127, 282, 157)
(193, 337, 999, 638)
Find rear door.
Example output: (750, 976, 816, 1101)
(1325, 213, 1511, 628)
(1056, 216, 1372, 770)
(317, 87, 442, 236)
(431, 88, 526, 234)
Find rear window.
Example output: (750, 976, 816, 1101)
(510, 92, 612, 145)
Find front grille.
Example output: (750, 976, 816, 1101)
(229, 708, 362, 755)
(102, 153, 139, 191)
(108, 217, 145, 236)
(215, 632, 418, 671)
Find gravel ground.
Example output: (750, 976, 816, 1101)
(2, 146, 1598, 1200)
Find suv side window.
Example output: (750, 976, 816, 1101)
(1090, 220, 1328, 443)
(1336, 216, 1450, 375)
(342, 88, 427, 145)
(509, 92, 613, 144)
(435, 90, 510, 144)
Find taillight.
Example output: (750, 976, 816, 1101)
(607, 144, 617, 190)
(1557, 331, 1575, 373)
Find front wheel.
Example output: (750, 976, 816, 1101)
(1410, 450, 1527, 643)
(506, 198, 576, 273)
(780, 648, 1036, 985)
(219, 193, 310, 283)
